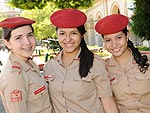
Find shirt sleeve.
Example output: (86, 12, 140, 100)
(2, 73, 27, 113)
(92, 55, 112, 98)
(1, 61, 27, 113)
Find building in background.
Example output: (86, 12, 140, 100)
(0, 0, 21, 17)
(0, 0, 145, 47)
(85, 0, 142, 47)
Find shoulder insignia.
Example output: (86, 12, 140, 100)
(11, 61, 21, 75)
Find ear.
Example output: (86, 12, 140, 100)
(4, 40, 11, 50)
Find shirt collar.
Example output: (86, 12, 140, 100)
(9, 53, 38, 72)
(55, 48, 81, 64)
(107, 50, 135, 67)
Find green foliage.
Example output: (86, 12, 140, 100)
(9, 0, 49, 9)
(0, 15, 7, 38)
(49, 0, 93, 9)
(20, 3, 57, 40)
(131, 0, 150, 40)
(9, 0, 93, 9)
(137, 46, 150, 51)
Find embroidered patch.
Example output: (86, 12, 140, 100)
(44, 75, 55, 81)
(44, 75, 55, 79)
(11, 90, 22, 102)
(34, 86, 46, 95)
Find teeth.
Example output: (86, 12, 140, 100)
(113, 48, 120, 52)
(23, 47, 32, 51)
(66, 43, 73, 47)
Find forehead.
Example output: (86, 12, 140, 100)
(57, 28, 78, 32)
(11, 25, 32, 35)
(104, 31, 124, 39)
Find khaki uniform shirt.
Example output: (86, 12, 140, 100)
(0, 53, 52, 113)
(105, 55, 150, 113)
(44, 49, 112, 113)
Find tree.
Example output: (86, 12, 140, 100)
(20, 3, 57, 40)
(9, 0, 48, 9)
(9, 0, 93, 9)
(49, 0, 93, 9)
(131, 0, 150, 41)
(0, 15, 7, 39)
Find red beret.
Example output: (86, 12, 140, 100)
(0, 17, 35, 29)
(95, 14, 129, 35)
(50, 8, 87, 28)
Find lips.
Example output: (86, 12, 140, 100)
(65, 42, 74, 47)
(112, 48, 120, 53)
(22, 45, 34, 52)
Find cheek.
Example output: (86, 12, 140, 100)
(30, 37, 36, 44)
(121, 39, 128, 48)
(104, 43, 111, 49)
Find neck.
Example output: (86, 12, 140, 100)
(62, 48, 80, 67)
(114, 48, 131, 66)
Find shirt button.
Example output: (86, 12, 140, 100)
(41, 93, 43, 95)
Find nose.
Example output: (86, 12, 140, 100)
(65, 34, 71, 42)
(112, 40, 118, 47)
(24, 37, 31, 45)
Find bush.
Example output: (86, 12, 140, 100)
(137, 46, 150, 51)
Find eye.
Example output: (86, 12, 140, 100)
(59, 32, 65, 35)
(104, 39, 110, 42)
(15, 36, 22, 40)
(117, 36, 122, 39)
(72, 32, 78, 35)
(28, 33, 34, 37)
(70, 31, 79, 37)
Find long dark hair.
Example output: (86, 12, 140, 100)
(56, 25, 94, 78)
(123, 27, 149, 74)
(77, 25, 94, 78)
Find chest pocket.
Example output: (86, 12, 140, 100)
(73, 73, 93, 82)
(133, 72, 150, 94)
(73, 74, 96, 96)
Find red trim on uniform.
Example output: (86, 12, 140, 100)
(44, 75, 54, 79)
(11, 90, 22, 102)
(110, 77, 115, 82)
(34, 86, 46, 95)
(12, 66, 21, 69)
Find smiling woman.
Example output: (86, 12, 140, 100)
(95, 14, 150, 113)
(0, 17, 53, 113)
(44, 8, 119, 113)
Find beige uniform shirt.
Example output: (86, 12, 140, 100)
(44, 50, 112, 113)
(105, 55, 150, 113)
(0, 53, 53, 113)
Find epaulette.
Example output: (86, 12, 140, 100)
(11, 61, 21, 75)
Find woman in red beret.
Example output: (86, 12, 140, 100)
(95, 14, 150, 113)
(44, 8, 119, 113)
(0, 17, 53, 113)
